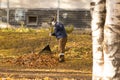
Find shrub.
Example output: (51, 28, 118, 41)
(65, 24, 74, 34)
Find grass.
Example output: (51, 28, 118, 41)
(0, 28, 92, 72)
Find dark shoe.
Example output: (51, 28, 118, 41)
(59, 55, 65, 62)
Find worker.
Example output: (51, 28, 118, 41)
(50, 18, 67, 62)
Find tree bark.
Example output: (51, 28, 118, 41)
(103, 0, 120, 79)
(91, 0, 106, 79)
(91, 0, 120, 80)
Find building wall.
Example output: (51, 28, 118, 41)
(0, 0, 90, 9)
(1, 8, 91, 28)
(25, 9, 91, 28)
(59, 9, 91, 28)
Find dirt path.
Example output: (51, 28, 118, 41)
(0, 68, 92, 80)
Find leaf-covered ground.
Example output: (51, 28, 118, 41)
(0, 29, 92, 72)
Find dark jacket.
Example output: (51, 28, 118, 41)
(52, 22, 67, 38)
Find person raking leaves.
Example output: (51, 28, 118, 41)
(49, 17, 67, 62)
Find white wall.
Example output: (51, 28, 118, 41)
(0, 0, 90, 9)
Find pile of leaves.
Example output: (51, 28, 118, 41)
(0, 30, 92, 70)
(10, 53, 58, 68)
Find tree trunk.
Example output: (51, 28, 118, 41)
(91, 0, 106, 79)
(103, 0, 120, 79)
(91, 0, 120, 80)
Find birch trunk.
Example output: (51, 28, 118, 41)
(91, 0, 106, 79)
(103, 0, 120, 79)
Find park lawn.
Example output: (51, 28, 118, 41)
(0, 30, 92, 72)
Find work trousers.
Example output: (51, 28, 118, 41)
(57, 37, 67, 53)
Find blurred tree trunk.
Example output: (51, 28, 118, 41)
(91, 0, 120, 80)
(103, 0, 120, 79)
(91, 0, 106, 79)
